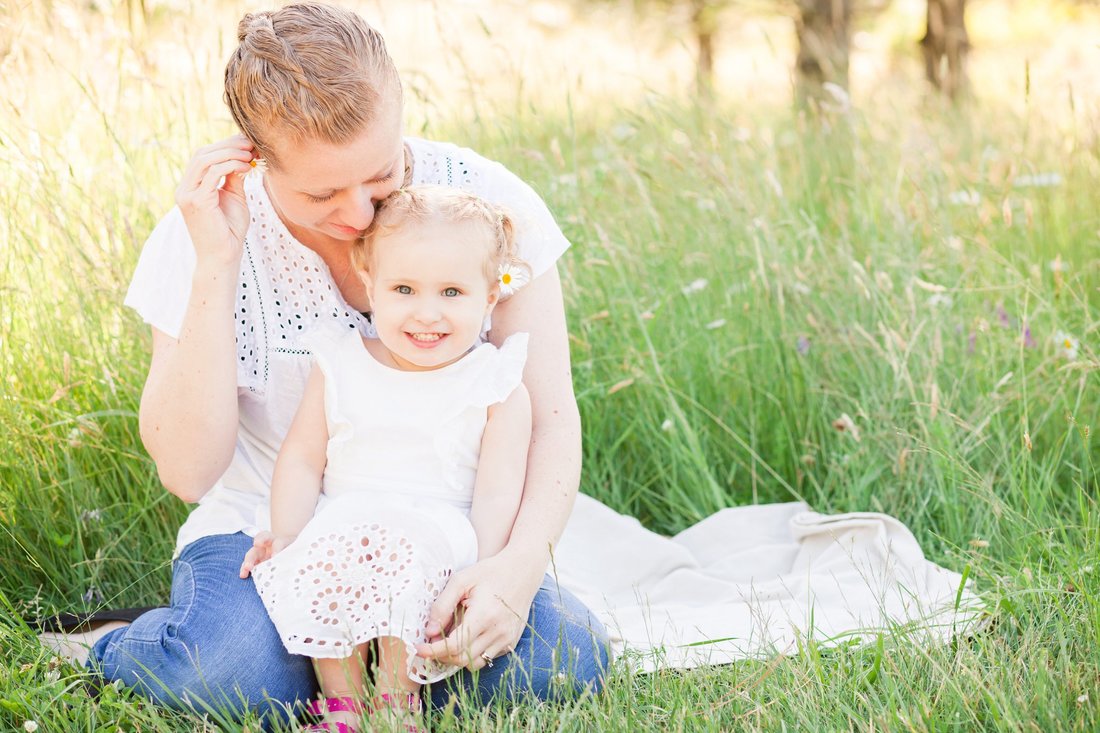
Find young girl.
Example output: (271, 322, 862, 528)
(239, 185, 533, 732)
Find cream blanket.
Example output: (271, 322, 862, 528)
(554, 494, 983, 671)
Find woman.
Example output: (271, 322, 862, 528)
(79, 2, 609, 726)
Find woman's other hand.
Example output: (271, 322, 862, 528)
(414, 548, 544, 670)
(175, 134, 256, 270)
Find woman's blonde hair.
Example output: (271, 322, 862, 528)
(352, 186, 530, 287)
(225, 2, 400, 168)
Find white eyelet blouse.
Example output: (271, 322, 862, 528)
(124, 137, 570, 555)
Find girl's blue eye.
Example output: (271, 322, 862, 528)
(442, 287, 460, 297)
(396, 285, 412, 294)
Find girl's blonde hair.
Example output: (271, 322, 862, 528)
(352, 186, 530, 287)
(224, 2, 401, 168)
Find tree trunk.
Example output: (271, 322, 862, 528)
(795, 0, 853, 103)
(920, 0, 969, 99)
(691, 0, 717, 97)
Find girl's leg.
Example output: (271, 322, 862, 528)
(373, 637, 423, 727)
(427, 574, 611, 711)
(313, 650, 369, 730)
(88, 532, 317, 729)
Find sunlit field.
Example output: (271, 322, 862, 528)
(1, 0, 1097, 730)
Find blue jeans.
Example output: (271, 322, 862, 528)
(89, 532, 610, 728)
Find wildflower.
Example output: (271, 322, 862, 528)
(497, 263, 530, 297)
(796, 335, 811, 355)
(831, 413, 861, 442)
(704, 319, 726, 330)
(1054, 331, 1079, 360)
(948, 189, 980, 206)
(24, 722, 39, 733)
(1022, 324, 1036, 348)
(1078, 693, 1089, 705)
(681, 278, 708, 296)
(248, 157, 267, 175)
(927, 294, 953, 308)
(1014, 172, 1062, 188)
(80, 508, 103, 523)
(661, 418, 673, 432)
(995, 302, 1012, 328)
(1050, 256, 1067, 294)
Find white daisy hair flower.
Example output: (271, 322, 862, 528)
(497, 262, 530, 297)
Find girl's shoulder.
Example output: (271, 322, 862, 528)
(456, 333, 529, 408)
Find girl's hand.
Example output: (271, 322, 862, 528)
(414, 549, 544, 670)
(238, 530, 295, 579)
(175, 134, 256, 271)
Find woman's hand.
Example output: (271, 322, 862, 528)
(238, 530, 295, 579)
(415, 548, 545, 670)
(175, 134, 256, 271)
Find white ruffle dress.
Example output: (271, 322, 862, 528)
(251, 327, 528, 683)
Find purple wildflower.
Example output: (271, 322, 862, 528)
(1023, 323, 1036, 348)
(996, 302, 1012, 328)
(796, 335, 811, 355)
(967, 332, 977, 354)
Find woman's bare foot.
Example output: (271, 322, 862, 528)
(38, 620, 129, 667)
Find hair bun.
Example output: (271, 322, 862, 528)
(238, 11, 275, 43)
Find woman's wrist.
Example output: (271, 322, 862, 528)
(190, 262, 239, 305)
(498, 536, 552, 579)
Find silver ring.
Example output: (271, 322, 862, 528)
(480, 652, 494, 668)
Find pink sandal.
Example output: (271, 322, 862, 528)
(375, 692, 424, 733)
(302, 696, 370, 732)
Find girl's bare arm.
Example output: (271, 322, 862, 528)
(239, 365, 329, 577)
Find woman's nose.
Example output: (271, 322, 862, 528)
(341, 186, 376, 231)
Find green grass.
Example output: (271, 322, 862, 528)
(1, 2, 1098, 731)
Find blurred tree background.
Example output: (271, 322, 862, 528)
(577, 0, 974, 101)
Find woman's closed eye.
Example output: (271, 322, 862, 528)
(305, 191, 336, 203)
